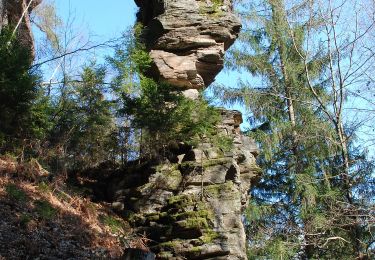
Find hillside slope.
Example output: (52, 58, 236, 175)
(0, 156, 147, 259)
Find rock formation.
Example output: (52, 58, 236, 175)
(108, 1, 261, 259)
(0, 0, 42, 57)
(135, 0, 241, 90)
(109, 110, 260, 259)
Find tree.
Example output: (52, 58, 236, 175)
(47, 63, 115, 170)
(121, 77, 220, 158)
(295, 0, 375, 257)
(0, 0, 42, 58)
(106, 25, 152, 162)
(216, 0, 374, 258)
(0, 26, 51, 157)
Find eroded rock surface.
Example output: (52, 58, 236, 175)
(135, 0, 241, 89)
(109, 110, 261, 259)
(126, 1, 260, 259)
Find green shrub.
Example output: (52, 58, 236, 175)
(5, 184, 28, 201)
(0, 26, 47, 152)
(34, 200, 57, 220)
(213, 134, 234, 152)
(122, 79, 221, 156)
(19, 213, 32, 226)
(100, 215, 125, 234)
(37, 182, 50, 193)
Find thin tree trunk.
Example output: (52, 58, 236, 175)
(271, 1, 314, 257)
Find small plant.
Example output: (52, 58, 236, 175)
(213, 135, 233, 152)
(34, 200, 57, 220)
(199, 0, 224, 16)
(19, 213, 32, 227)
(37, 181, 50, 193)
(212, 0, 223, 9)
(5, 184, 28, 201)
(100, 215, 125, 234)
(81, 201, 97, 220)
(55, 190, 70, 202)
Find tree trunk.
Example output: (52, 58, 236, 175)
(1, 0, 42, 58)
(271, 1, 316, 258)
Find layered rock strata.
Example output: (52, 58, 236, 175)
(109, 110, 261, 259)
(135, 0, 241, 90)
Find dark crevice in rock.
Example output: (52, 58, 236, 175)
(135, 0, 166, 25)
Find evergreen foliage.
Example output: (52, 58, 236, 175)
(121, 78, 220, 157)
(47, 63, 115, 170)
(67, 65, 114, 168)
(0, 2, 374, 259)
(109, 25, 221, 159)
(217, 0, 375, 258)
(0, 21, 221, 171)
(0, 26, 50, 154)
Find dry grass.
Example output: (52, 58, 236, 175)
(0, 156, 147, 259)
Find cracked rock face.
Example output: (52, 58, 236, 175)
(135, 0, 241, 89)
(109, 110, 261, 259)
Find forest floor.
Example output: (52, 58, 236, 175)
(0, 156, 142, 259)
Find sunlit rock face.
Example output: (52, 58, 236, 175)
(135, 0, 241, 89)
(109, 110, 261, 259)
(0, 0, 42, 57)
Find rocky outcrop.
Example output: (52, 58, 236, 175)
(135, 0, 241, 90)
(119, 1, 261, 259)
(109, 110, 261, 259)
(0, 0, 42, 57)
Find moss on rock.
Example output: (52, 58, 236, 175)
(177, 217, 209, 230)
(180, 158, 232, 172)
(171, 209, 213, 222)
(167, 194, 194, 208)
(200, 230, 220, 244)
(204, 181, 238, 198)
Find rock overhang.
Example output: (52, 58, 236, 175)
(135, 0, 241, 90)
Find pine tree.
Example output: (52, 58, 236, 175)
(69, 64, 114, 168)
(217, 0, 374, 258)
(48, 63, 115, 170)
(0, 26, 51, 156)
(106, 24, 152, 162)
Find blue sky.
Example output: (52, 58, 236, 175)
(55, 0, 138, 40)
(54, 0, 238, 84)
